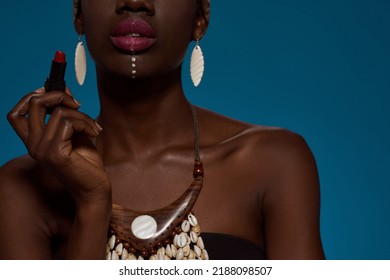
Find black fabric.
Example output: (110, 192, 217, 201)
(202, 232, 265, 260)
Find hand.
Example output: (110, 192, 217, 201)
(7, 87, 111, 208)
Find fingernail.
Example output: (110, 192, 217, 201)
(34, 87, 45, 94)
(72, 97, 81, 106)
(93, 129, 101, 136)
(95, 121, 103, 131)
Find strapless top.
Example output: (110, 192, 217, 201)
(202, 233, 265, 260)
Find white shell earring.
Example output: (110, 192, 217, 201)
(75, 34, 87, 86)
(190, 41, 205, 87)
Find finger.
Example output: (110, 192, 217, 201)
(31, 114, 100, 163)
(33, 87, 46, 94)
(65, 87, 82, 108)
(52, 118, 101, 157)
(7, 88, 46, 145)
(61, 118, 100, 143)
(44, 107, 102, 141)
(27, 92, 81, 144)
(65, 87, 73, 97)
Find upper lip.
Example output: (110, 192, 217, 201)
(111, 18, 156, 38)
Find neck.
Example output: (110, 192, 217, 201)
(94, 67, 195, 164)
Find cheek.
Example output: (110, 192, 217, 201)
(81, 2, 114, 62)
(155, 4, 197, 65)
(160, 1, 197, 39)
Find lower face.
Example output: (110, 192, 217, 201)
(80, 0, 199, 80)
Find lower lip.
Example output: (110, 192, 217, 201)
(111, 36, 156, 52)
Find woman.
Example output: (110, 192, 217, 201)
(0, 0, 324, 259)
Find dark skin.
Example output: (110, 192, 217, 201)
(0, 0, 325, 259)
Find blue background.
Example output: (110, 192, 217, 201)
(0, 1, 389, 259)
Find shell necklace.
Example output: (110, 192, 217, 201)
(106, 106, 208, 260)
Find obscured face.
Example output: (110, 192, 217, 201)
(74, 0, 208, 80)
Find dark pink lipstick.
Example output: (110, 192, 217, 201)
(111, 18, 157, 52)
(44, 51, 67, 91)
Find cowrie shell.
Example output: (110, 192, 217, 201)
(173, 234, 179, 247)
(181, 220, 190, 233)
(197, 236, 205, 250)
(190, 231, 198, 243)
(188, 250, 196, 260)
(194, 245, 201, 257)
(157, 247, 165, 256)
(115, 243, 123, 256)
(176, 248, 184, 260)
(177, 233, 187, 248)
(183, 244, 190, 257)
(201, 249, 209, 260)
(171, 245, 177, 258)
(166, 245, 173, 258)
(188, 214, 198, 226)
(111, 251, 119, 260)
(108, 235, 116, 250)
(121, 248, 128, 260)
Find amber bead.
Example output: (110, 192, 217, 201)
(191, 225, 201, 234)
(164, 239, 171, 245)
(150, 248, 157, 255)
(129, 247, 137, 254)
(141, 249, 149, 258)
(193, 161, 204, 178)
(124, 242, 131, 249)
(156, 241, 162, 248)
(193, 168, 204, 178)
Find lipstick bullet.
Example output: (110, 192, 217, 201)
(44, 51, 67, 92)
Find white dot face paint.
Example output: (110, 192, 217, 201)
(131, 54, 137, 78)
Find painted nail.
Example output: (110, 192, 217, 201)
(72, 97, 81, 106)
(95, 121, 103, 131)
(34, 87, 45, 94)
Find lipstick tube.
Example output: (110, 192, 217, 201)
(44, 51, 67, 92)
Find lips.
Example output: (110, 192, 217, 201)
(111, 18, 157, 52)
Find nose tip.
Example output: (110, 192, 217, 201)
(116, 0, 155, 16)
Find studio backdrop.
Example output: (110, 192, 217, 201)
(0, 0, 389, 259)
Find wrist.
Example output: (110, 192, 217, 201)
(76, 191, 112, 219)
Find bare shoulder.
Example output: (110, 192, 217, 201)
(197, 106, 320, 203)
(195, 108, 324, 259)
(0, 155, 44, 197)
(0, 156, 62, 259)
(0, 154, 67, 189)
(196, 109, 324, 258)
(0, 155, 67, 217)
(197, 106, 316, 169)
(0, 156, 52, 224)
